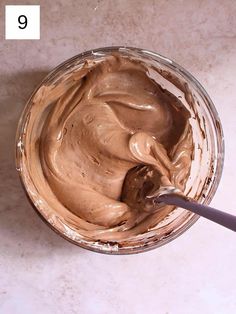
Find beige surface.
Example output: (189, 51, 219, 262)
(0, 1, 236, 313)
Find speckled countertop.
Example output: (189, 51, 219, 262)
(0, 1, 236, 313)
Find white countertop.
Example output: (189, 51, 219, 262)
(0, 1, 235, 313)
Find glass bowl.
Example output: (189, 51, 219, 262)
(15, 47, 224, 254)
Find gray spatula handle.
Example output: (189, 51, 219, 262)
(158, 194, 236, 232)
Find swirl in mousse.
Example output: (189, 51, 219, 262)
(23, 54, 194, 243)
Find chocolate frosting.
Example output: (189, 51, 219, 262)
(24, 54, 193, 242)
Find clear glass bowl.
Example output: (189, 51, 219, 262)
(16, 47, 224, 254)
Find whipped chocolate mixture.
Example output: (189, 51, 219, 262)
(24, 54, 193, 242)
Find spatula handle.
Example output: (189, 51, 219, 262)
(158, 194, 236, 232)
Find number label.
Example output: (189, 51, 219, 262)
(5, 5, 40, 40)
(18, 15, 27, 29)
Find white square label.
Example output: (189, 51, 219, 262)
(5, 5, 40, 40)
